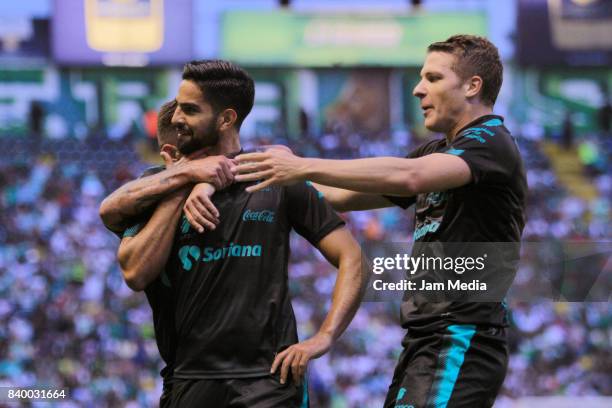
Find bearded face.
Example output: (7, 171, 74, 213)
(172, 80, 222, 155)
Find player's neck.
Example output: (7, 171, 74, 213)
(207, 132, 242, 156)
(446, 105, 494, 143)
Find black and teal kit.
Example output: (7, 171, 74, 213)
(164, 178, 343, 407)
(119, 167, 342, 407)
(117, 164, 343, 407)
(383, 115, 527, 407)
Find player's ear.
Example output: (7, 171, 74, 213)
(160, 144, 180, 164)
(465, 75, 483, 100)
(218, 109, 238, 131)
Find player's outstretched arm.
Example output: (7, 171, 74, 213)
(99, 154, 233, 233)
(271, 227, 366, 385)
(235, 149, 471, 196)
(236, 145, 397, 212)
(117, 188, 188, 292)
(310, 182, 395, 212)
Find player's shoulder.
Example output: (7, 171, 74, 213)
(459, 115, 510, 137)
(456, 115, 514, 145)
(278, 180, 327, 210)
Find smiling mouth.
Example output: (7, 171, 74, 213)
(177, 128, 193, 138)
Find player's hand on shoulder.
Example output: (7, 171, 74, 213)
(270, 332, 333, 386)
(234, 146, 307, 193)
(185, 155, 235, 190)
(183, 183, 220, 233)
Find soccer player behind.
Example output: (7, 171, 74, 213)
(123, 100, 181, 407)
(235, 35, 527, 407)
(100, 60, 366, 407)
(101, 99, 226, 406)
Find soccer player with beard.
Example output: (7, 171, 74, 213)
(101, 60, 366, 407)
(234, 36, 527, 407)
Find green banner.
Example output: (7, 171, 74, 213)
(221, 11, 487, 67)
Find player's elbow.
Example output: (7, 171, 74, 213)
(99, 198, 119, 229)
(98, 197, 111, 220)
(390, 169, 423, 196)
(118, 246, 147, 291)
(344, 251, 363, 278)
(339, 240, 365, 276)
(121, 267, 148, 292)
(338, 248, 368, 301)
(125, 276, 147, 292)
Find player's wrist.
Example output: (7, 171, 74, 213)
(314, 330, 335, 343)
(167, 160, 196, 185)
(199, 182, 216, 197)
(183, 162, 200, 184)
(299, 157, 316, 181)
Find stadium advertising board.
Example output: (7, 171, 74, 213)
(52, 0, 192, 66)
(221, 11, 487, 67)
(517, 0, 612, 66)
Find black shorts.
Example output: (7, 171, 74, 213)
(384, 325, 508, 408)
(160, 380, 173, 408)
(167, 374, 309, 408)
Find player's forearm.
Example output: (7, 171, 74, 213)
(311, 183, 394, 212)
(118, 190, 187, 291)
(309, 183, 355, 212)
(99, 166, 193, 232)
(316, 245, 366, 341)
(304, 157, 420, 196)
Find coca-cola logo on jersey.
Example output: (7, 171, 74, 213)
(242, 209, 275, 223)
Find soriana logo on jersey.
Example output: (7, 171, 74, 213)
(178, 243, 263, 271)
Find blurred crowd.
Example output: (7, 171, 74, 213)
(0, 128, 610, 407)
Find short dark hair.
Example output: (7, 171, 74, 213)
(182, 60, 255, 129)
(428, 35, 503, 106)
(157, 99, 178, 148)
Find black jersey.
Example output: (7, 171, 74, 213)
(120, 165, 178, 384)
(143, 266, 177, 382)
(166, 180, 344, 379)
(385, 115, 527, 330)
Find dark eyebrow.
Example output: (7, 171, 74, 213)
(179, 102, 201, 112)
(421, 71, 443, 79)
